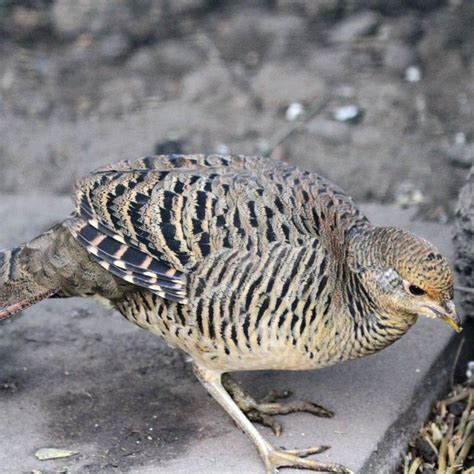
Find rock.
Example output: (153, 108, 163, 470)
(8, 6, 49, 41)
(405, 66, 422, 82)
(333, 105, 364, 124)
(126, 47, 156, 73)
(155, 40, 205, 76)
(180, 64, 233, 102)
(99, 77, 146, 115)
(384, 42, 417, 75)
(258, 14, 308, 59)
(154, 140, 186, 155)
(454, 167, 474, 318)
(52, 0, 171, 40)
(214, 12, 306, 65)
(417, 8, 473, 65)
(52, 0, 112, 37)
(305, 118, 351, 145)
(394, 181, 425, 208)
(168, 0, 209, 15)
(446, 143, 474, 169)
(382, 14, 423, 44)
(330, 11, 380, 43)
(98, 33, 130, 62)
(254, 63, 326, 108)
(285, 102, 304, 121)
(276, 0, 340, 18)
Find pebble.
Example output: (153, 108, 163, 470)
(446, 142, 474, 168)
(154, 140, 186, 155)
(330, 11, 379, 43)
(254, 63, 326, 108)
(384, 42, 417, 75)
(285, 102, 304, 121)
(333, 105, 364, 124)
(448, 401, 466, 417)
(405, 66, 422, 82)
(215, 143, 231, 155)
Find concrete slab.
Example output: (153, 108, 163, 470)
(0, 195, 462, 473)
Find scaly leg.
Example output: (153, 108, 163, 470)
(222, 373, 333, 436)
(193, 364, 352, 474)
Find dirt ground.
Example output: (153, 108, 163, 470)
(0, 0, 473, 219)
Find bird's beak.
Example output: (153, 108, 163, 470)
(422, 300, 462, 333)
(440, 300, 462, 333)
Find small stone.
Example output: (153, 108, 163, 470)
(446, 143, 474, 169)
(254, 63, 326, 108)
(215, 143, 231, 155)
(155, 40, 204, 76)
(99, 77, 146, 115)
(154, 140, 185, 155)
(98, 33, 130, 62)
(413, 436, 437, 464)
(448, 401, 466, 417)
(181, 65, 232, 102)
(405, 66, 422, 83)
(455, 132, 467, 146)
(382, 15, 422, 44)
(384, 42, 417, 75)
(395, 181, 425, 208)
(333, 105, 364, 124)
(330, 11, 380, 43)
(286, 103, 304, 121)
(52, 0, 107, 37)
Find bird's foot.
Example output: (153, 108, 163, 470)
(265, 446, 352, 474)
(222, 374, 333, 436)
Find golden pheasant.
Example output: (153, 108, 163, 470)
(0, 155, 460, 473)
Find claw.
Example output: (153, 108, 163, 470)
(266, 447, 353, 473)
(222, 375, 334, 436)
(247, 409, 283, 436)
(283, 446, 330, 457)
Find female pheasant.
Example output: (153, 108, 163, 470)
(0, 154, 460, 473)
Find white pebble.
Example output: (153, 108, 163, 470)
(286, 102, 305, 122)
(405, 66, 421, 82)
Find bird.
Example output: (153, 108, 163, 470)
(0, 154, 461, 473)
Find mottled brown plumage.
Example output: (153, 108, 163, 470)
(0, 155, 460, 473)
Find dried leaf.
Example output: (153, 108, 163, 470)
(35, 448, 78, 461)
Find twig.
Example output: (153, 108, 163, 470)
(262, 95, 331, 158)
(407, 457, 422, 474)
(444, 388, 470, 406)
(455, 285, 474, 295)
(450, 338, 465, 389)
(454, 432, 472, 468)
(437, 434, 448, 474)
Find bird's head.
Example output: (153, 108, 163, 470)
(348, 226, 461, 332)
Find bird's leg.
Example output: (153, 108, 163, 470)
(193, 364, 352, 474)
(222, 373, 333, 436)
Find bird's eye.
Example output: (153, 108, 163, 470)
(408, 284, 425, 296)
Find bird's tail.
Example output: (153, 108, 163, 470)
(0, 226, 62, 321)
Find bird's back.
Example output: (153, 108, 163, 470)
(68, 154, 368, 303)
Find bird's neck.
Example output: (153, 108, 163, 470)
(352, 274, 416, 353)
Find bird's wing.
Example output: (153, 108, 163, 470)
(68, 154, 298, 303)
(68, 154, 366, 304)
